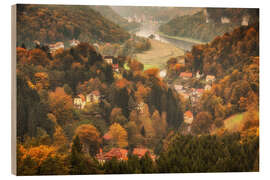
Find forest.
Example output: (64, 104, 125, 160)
(159, 8, 259, 42)
(16, 5, 259, 175)
(16, 4, 130, 48)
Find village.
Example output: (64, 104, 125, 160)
(166, 56, 216, 133)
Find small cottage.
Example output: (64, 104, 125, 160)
(86, 90, 100, 104)
(184, 111, 194, 124)
(206, 75, 216, 83)
(180, 72, 192, 80)
(49, 42, 64, 53)
(104, 56, 114, 65)
(74, 94, 86, 109)
(133, 148, 156, 161)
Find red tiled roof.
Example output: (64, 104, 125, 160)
(206, 75, 215, 80)
(133, 148, 149, 158)
(184, 111, 193, 118)
(180, 72, 192, 78)
(103, 132, 112, 140)
(78, 94, 85, 102)
(104, 148, 128, 160)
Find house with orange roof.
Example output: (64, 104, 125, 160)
(184, 111, 193, 124)
(86, 90, 100, 104)
(132, 148, 156, 161)
(96, 148, 128, 163)
(49, 41, 64, 53)
(206, 75, 216, 84)
(74, 94, 86, 109)
(179, 72, 192, 80)
(103, 132, 112, 141)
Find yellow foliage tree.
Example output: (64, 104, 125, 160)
(108, 123, 128, 148)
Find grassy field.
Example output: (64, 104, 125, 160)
(134, 39, 185, 70)
(158, 31, 206, 44)
(211, 113, 247, 135)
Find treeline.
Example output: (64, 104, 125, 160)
(100, 36, 151, 57)
(17, 132, 258, 175)
(159, 8, 258, 42)
(16, 4, 130, 48)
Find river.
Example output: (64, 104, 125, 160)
(133, 22, 198, 51)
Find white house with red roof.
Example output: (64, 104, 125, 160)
(184, 111, 194, 124)
(74, 94, 86, 109)
(86, 90, 100, 104)
(180, 72, 192, 80)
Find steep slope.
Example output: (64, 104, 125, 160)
(159, 8, 259, 42)
(90, 5, 140, 31)
(111, 6, 202, 22)
(16, 4, 130, 47)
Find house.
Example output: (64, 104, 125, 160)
(103, 132, 112, 141)
(104, 56, 114, 65)
(221, 17, 230, 24)
(136, 102, 145, 113)
(74, 94, 86, 109)
(205, 84, 211, 91)
(49, 42, 64, 53)
(112, 63, 119, 73)
(196, 71, 203, 79)
(242, 16, 249, 26)
(106, 148, 128, 161)
(86, 90, 100, 104)
(70, 39, 80, 47)
(178, 56, 185, 65)
(179, 72, 192, 80)
(133, 148, 156, 161)
(184, 111, 193, 124)
(206, 75, 216, 83)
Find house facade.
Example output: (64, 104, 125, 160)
(74, 94, 86, 109)
(184, 111, 194, 124)
(86, 90, 100, 104)
(49, 42, 64, 53)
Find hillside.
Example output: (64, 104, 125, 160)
(111, 6, 202, 22)
(16, 4, 130, 47)
(90, 5, 140, 31)
(159, 8, 259, 42)
(185, 24, 259, 135)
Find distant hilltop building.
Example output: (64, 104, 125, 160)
(242, 16, 250, 26)
(221, 17, 230, 24)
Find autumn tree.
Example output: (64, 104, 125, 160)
(108, 123, 128, 148)
(48, 87, 74, 126)
(110, 107, 128, 125)
(192, 111, 213, 134)
(75, 124, 101, 157)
